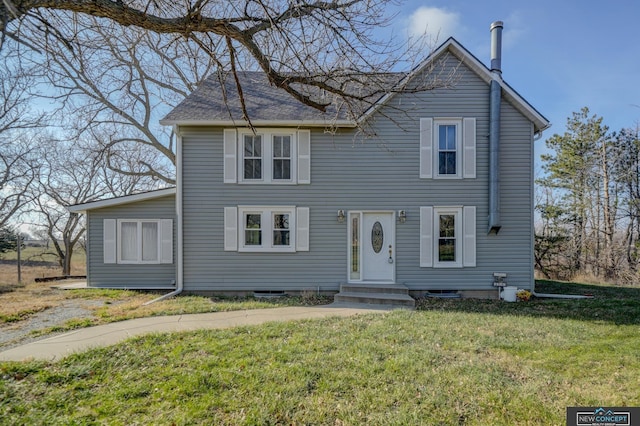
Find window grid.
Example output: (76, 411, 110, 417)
(272, 135, 291, 181)
(438, 124, 457, 175)
(243, 135, 262, 180)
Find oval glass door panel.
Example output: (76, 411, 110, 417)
(371, 221, 384, 253)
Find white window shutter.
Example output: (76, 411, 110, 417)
(297, 130, 311, 184)
(463, 206, 476, 267)
(296, 207, 310, 251)
(160, 219, 173, 264)
(224, 207, 238, 251)
(420, 118, 433, 178)
(463, 118, 476, 179)
(103, 219, 116, 264)
(420, 207, 433, 267)
(223, 129, 237, 183)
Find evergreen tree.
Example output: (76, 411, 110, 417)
(0, 226, 19, 254)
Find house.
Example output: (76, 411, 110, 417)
(68, 23, 550, 305)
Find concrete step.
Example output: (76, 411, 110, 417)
(333, 291, 416, 309)
(340, 283, 410, 295)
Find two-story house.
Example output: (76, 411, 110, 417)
(69, 23, 550, 305)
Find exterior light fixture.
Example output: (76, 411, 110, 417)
(337, 209, 346, 223)
(398, 210, 407, 223)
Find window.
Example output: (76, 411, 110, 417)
(103, 219, 173, 264)
(435, 208, 461, 266)
(241, 131, 294, 183)
(419, 206, 476, 268)
(419, 118, 476, 179)
(224, 129, 311, 184)
(272, 135, 291, 180)
(438, 124, 458, 175)
(243, 135, 262, 180)
(224, 206, 310, 253)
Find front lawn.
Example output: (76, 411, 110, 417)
(1, 281, 639, 425)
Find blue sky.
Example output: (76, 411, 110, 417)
(385, 0, 640, 160)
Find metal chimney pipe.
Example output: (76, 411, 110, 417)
(490, 21, 503, 74)
(488, 21, 503, 234)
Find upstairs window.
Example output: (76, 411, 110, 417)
(419, 117, 476, 179)
(243, 135, 262, 180)
(438, 124, 458, 176)
(224, 129, 310, 185)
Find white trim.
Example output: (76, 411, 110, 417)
(103, 219, 117, 264)
(160, 119, 356, 128)
(295, 207, 310, 251)
(419, 207, 433, 267)
(462, 118, 477, 179)
(297, 130, 311, 184)
(237, 129, 298, 185)
(116, 219, 169, 264)
(433, 119, 463, 179)
(223, 129, 238, 183)
(237, 206, 297, 253)
(347, 210, 396, 284)
(224, 207, 238, 251)
(68, 188, 176, 213)
(462, 206, 476, 267)
(433, 207, 463, 268)
(419, 118, 433, 179)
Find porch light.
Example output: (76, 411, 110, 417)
(337, 209, 346, 223)
(398, 210, 407, 223)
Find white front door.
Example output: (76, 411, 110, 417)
(358, 212, 395, 282)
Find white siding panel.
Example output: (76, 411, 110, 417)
(420, 207, 433, 267)
(296, 207, 310, 251)
(224, 207, 238, 251)
(160, 219, 173, 264)
(463, 206, 476, 267)
(297, 130, 311, 184)
(463, 117, 476, 178)
(103, 219, 116, 264)
(223, 129, 237, 183)
(420, 118, 433, 178)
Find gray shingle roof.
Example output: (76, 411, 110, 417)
(160, 71, 375, 125)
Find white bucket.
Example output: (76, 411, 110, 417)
(501, 286, 518, 302)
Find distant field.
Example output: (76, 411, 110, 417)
(0, 246, 86, 287)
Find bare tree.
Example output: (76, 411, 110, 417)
(31, 134, 157, 275)
(2, 0, 445, 115)
(0, 53, 43, 227)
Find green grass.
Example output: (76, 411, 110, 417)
(1, 281, 639, 425)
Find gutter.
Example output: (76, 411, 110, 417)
(143, 126, 185, 305)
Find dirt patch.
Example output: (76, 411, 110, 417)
(0, 300, 100, 351)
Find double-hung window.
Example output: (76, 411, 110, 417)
(105, 219, 172, 264)
(224, 129, 310, 184)
(419, 117, 476, 179)
(420, 206, 476, 268)
(238, 207, 294, 251)
(438, 123, 459, 176)
(224, 206, 310, 253)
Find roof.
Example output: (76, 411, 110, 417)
(161, 38, 550, 133)
(67, 188, 176, 213)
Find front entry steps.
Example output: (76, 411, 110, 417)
(333, 283, 415, 309)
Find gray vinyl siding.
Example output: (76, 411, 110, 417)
(86, 195, 176, 288)
(180, 53, 535, 293)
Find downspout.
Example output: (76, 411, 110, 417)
(488, 21, 503, 234)
(143, 126, 184, 305)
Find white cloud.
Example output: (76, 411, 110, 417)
(408, 7, 462, 44)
